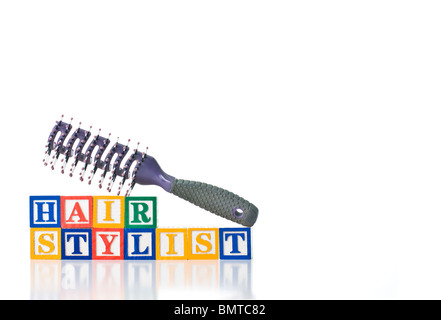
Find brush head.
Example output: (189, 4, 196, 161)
(43, 116, 175, 196)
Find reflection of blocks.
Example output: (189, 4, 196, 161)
(30, 228, 61, 260)
(61, 196, 93, 229)
(93, 228, 124, 260)
(187, 228, 219, 260)
(93, 196, 125, 228)
(125, 197, 157, 229)
(219, 228, 251, 260)
(61, 229, 92, 260)
(30, 196, 61, 228)
(156, 228, 188, 260)
(124, 229, 156, 260)
(92, 261, 124, 299)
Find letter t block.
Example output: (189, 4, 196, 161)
(219, 228, 252, 260)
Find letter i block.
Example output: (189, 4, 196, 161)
(61, 229, 92, 260)
(30, 196, 61, 228)
(92, 228, 124, 260)
(125, 197, 157, 229)
(187, 228, 219, 260)
(156, 228, 188, 260)
(93, 196, 125, 228)
(61, 196, 93, 228)
(219, 228, 252, 260)
(124, 229, 156, 260)
(30, 228, 61, 259)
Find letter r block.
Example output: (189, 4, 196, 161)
(61, 196, 93, 228)
(125, 197, 157, 229)
(219, 228, 252, 260)
(30, 196, 61, 228)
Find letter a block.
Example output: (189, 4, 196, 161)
(187, 228, 219, 260)
(30, 196, 61, 228)
(219, 228, 251, 260)
(93, 196, 125, 228)
(156, 228, 188, 260)
(93, 228, 124, 260)
(30, 228, 61, 259)
(124, 229, 156, 260)
(61, 229, 92, 260)
(61, 196, 93, 228)
(125, 197, 157, 229)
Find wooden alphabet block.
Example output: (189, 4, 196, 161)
(92, 228, 124, 260)
(125, 197, 157, 229)
(156, 228, 188, 260)
(61, 229, 92, 260)
(187, 228, 219, 260)
(30, 196, 253, 260)
(61, 196, 93, 228)
(124, 229, 156, 260)
(93, 196, 125, 228)
(30, 228, 61, 260)
(219, 228, 251, 260)
(30, 196, 61, 228)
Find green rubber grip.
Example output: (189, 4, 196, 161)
(170, 179, 258, 227)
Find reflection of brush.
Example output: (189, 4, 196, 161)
(43, 116, 258, 227)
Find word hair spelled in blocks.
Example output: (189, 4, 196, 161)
(29, 196, 252, 260)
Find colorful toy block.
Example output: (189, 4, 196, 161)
(30, 228, 61, 260)
(61, 229, 92, 260)
(93, 228, 124, 260)
(124, 229, 156, 260)
(187, 228, 219, 260)
(30, 196, 253, 260)
(219, 228, 252, 260)
(125, 197, 157, 229)
(30, 196, 61, 228)
(156, 228, 188, 260)
(93, 196, 125, 228)
(61, 196, 93, 228)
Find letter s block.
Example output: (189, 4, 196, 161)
(188, 228, 219, 260)
(30, 228, 61, 259)
(219, 228, 251, 260)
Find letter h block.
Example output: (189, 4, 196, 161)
(30, 196, 61, 228)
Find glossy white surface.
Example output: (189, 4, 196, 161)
(1, 0, 441, 299)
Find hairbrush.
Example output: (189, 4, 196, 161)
(43, 116, 258, 227)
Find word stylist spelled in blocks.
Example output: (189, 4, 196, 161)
(29, 196, 252, 261)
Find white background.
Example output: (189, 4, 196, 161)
(1, 0, 441, 299)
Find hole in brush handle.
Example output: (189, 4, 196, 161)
(169, 179, 258, 227)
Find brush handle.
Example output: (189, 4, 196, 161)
(170, 179, 258, 227)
